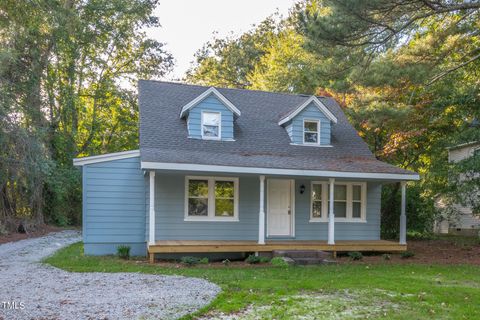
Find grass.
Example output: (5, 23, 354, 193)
(45, 242, 480, 320)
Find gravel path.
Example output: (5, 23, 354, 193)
(0, 231, 220, 320)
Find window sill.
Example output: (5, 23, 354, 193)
(184, 217, 239, 222)
(309, 218, 367, 223)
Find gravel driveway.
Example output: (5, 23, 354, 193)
(0, 230, 220, 320)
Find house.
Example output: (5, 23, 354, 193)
(435, 141, 480, 235)
(73, 81, 419, 261)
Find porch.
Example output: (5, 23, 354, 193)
(147, 240, 406, 262)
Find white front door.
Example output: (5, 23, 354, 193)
(267, 179, 294, 236)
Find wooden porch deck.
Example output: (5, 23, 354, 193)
(148, 240, 406, 262)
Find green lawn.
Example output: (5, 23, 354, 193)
(45, 242, 480, 320)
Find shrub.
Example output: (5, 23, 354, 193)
(199, 257, 209, 264)
(259, 256, 271, 263)
(180, 256, 201, 266)
(0, 223, 7, 236)
(401, 251, 415, 259)
(407, 230, 434, 240)
(382, 254, 391, 261)
(116, 245, 131, 260)
(222, 259, 231, 266)
(245, 254, 262, 264)
(271, 257, 289, 267)
(348, 251, 363, 261)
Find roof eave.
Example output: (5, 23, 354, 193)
(73, 150, 140, 166)
(278, 96, 338, 126)
(141, 161, 420, 181)
(179, 87, 241, 118)
(446, 140, 480, 150)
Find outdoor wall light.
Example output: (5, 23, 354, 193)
(299, 184, 305, 194)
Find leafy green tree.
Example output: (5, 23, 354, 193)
(186, 16, 280, 88)
(0, 0, 172, 230)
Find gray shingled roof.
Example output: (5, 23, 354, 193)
(139, 80, 416, 176)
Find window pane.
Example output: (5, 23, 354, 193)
(188, 198, 208, 216)
(304, 132, 318, 143)
(215, 181, 234, 198)
(312, 201, 322, 218)
(215, 199, 234, 217)
(312, 184, 322, 201)
(188, 180, 208, 197)
(203, 125, 219, 137)
(334, 202, 347, 217)
(352, 185, 361, 201)
(203, 112, 220, 126)
(304, 121, 318, 132)
(352, 202, 361, 218)
(332, 185, 346, 201)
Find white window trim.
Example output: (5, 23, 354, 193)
(184, 176, 239, 222)
(309, 181, 367, 223)
(303, 118, 320, 145)
(201, 111, 222, 140)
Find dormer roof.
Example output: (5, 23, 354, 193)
(179, 86, 241, 118)
(278, 95, 337, 126)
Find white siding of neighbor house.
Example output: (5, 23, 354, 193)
(442, 142, 480, 231)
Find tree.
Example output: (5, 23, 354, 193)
(0, 0, 173, 231)
(186, 16, 280, 88)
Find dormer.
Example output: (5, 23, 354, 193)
(180, 87, 240, 141)
(278, 96, 337, 146)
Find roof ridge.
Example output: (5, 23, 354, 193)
(138, 79, 328, 99)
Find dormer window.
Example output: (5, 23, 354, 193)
(303, 119, 319, 144)
(180, 87, 240, 141)
(278, 96, 337, 147)
(202, 111, 221, 140)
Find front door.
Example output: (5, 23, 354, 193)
(267, 179, 293, 237)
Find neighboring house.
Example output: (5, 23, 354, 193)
(73, 81, 419, 261)
(435, 141, 480, 235)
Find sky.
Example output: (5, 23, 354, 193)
(147, 0, 296, 80)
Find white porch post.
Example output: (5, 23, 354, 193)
(399, 181, 407, 245)
(149, 171, 156, 245)
(258, 175, 266, 245)
(328, 178, 335, 245)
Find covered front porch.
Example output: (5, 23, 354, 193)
(146, 167, 413, 263)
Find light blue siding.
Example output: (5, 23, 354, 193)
(292, 180, 381, 240)
(82, 157, 146, 256)
(82, 162, 382, 256)
(186, 95, 234, 140)
(152, 173, 381, 241)
(152, 174, 259, 240)
(288, 102, 332, 145)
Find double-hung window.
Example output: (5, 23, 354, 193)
(185, 176, 239, 221)
(303, 119, 320, 144)
(310, 182, 366, 222)
(201, 111, 221, 139)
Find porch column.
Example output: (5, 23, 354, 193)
(258, 175, 265, 245)
(328, 178, 335, 245)
(399, 181, 407, 245)
(149, 171, 156, 245)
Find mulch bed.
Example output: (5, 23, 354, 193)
(337, 238, 480, 265)
(0, 224, 65, 244)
